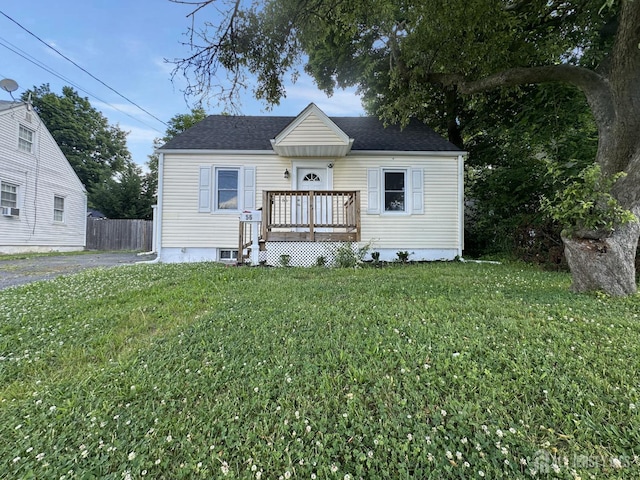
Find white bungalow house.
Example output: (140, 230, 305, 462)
(156, 103, 465, 266)
(0, 100, 87, 254)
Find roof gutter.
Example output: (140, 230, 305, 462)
(157, 149, 467, 157)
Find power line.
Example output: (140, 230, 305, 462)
(0, 36, 163, 134)
(0, 9, 169, 128)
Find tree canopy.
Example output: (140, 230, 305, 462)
(90, 162, 153, 219)
(23, 84, 154, 219)
(173, 0, 640, 294)
(23, 85, 131, 193)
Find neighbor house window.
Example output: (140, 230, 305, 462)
(219, 249, 238, 261)
(54, 195, 65, 222)
(384, 170, 406, 212)
(216, 168, 239, 210)
(1, 182, 18, 208)
(18, 125, 34, 153)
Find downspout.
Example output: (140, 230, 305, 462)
(137, 151, 163, 264)
(458, 154, 465, 257)
(83, 191, 88, 249)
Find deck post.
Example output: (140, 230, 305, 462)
(262, 191, 269, 240)
(251, 221, 260, 265)
(238, 221, 244, 264)
(354, 191, 361, 241)
(308, 190, 315, 241)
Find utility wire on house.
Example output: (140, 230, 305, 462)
(0, 9, 169, 128)
(0, 36, 163, 134)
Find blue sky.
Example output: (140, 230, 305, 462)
(0, 1, 364, 168)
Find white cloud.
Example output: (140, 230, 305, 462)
(123, 125, 159, 143)
(40, 39, 86, 67)
(153, 57, 175, 75)
(298, 88, 364, 116)
(94, 102, 166, 138)
(120, 125, 161, 166)
(95, 101, 152, 118)
(275, 75, 365, 116)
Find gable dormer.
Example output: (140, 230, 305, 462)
(270, 103, 354, 157)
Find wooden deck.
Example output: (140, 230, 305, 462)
(239, 190, 361, 262)
(262, 190, 361, 242)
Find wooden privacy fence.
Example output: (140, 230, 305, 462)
(86, 217, 152, 251)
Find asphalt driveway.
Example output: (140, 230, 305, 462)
(0, 252, 156, 290)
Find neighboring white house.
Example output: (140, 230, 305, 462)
(156, 103, 465, 266)
(0, 100, 87, 254)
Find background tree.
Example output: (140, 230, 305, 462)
(464, 84, 597, 266)
(145, 107, 207, 199)
(91, 162, 153, 219)
(172, 0, 640, 295)
(23, 84, 154, 219)
(23, 85, 130, 196)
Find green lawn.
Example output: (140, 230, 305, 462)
(0, 262, 638, 479)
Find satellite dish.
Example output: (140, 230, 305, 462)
(0, 78, 19, 93)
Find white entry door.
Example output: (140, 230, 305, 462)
(295, 168, 331, 230)
(297, 168, 326, 191)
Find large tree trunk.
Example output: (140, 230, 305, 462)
(562, 207, 639, 296)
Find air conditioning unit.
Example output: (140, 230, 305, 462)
(1, 207, 19, 217)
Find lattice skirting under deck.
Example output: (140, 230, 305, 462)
(258, 242, 360, 267)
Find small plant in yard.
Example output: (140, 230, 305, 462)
(396, 250, 410, 263)
(315, 255, 327, 267)
(279, 253, 291, 267)
(1, 261, 639, 478)
(334, 242, 370, 268)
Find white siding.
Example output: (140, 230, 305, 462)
(278, 112, 345, 146)
(161, 154, 291, 248)
(0, 104, 86, 253)
(335, 155, 461, 249)
(161, 152, 461, 254)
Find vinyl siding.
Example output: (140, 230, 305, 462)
(277, 112, 345, 146)
(161, 154, 291, 247)
(334, 155, 461, 249)
(0, 105, 86, 252)
(161, 152, 461, 251)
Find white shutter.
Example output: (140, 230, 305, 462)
(243, 167, 256, 210)
(367, 168, 380, 214)
(198, 166, 211, 212)
(411, 168, 424, 214)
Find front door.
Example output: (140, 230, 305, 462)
(295, 168, 331, 231)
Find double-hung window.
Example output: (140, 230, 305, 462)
(54, 196, 65, 222)
(216, 168, 239, 210)
(1, 182, 18, 208)
(18, 125, 34, 153)
(367, 167, 423, 215)
(199, 166, 255, 213)
(384, 170, 406, 212)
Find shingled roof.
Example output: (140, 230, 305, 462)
(0, 100, 20, 113)
(160, 114, 462, 153)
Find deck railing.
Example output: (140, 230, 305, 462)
(262, 190, 361, 242)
